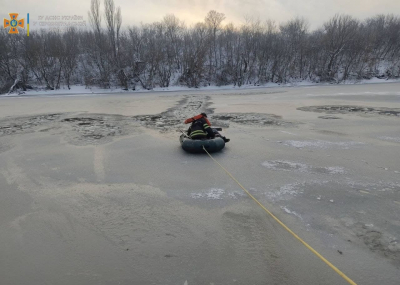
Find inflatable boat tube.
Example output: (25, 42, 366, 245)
(180, 134, 225, 153)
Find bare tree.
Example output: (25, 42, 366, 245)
(62, 28, 79, 89)
(88, 0, 102, 36)
(205, 10, 225, 82)
(3, 9, 400, 94)
(181, 23, 210, 87)
(104, 0, 125, 87)
(87, 0, 112, 88)
(280, 18, 309, 80)
(322, 14, 359, 81)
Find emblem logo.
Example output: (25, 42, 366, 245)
(4, 13, 25, 34)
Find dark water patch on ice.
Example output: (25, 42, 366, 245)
(61, 114, 140, 145)
(0, 113, 63, 137)
(212, 113, 293, 127)
(318, 115, 342, 119)
(353, 223, 400, 263)
(133, 95, 215, 132)
(133, 95, 294, 132)
(0, 112, 141, 145)
(315, 130, 347, 136)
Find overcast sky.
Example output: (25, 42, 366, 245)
(2, 0, 400, 30)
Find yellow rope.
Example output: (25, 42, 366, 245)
(202, 146, 357, 285)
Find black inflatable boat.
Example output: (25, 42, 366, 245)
(180, 134, 225, 153)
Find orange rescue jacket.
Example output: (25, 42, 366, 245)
(184, 114, 211, 127)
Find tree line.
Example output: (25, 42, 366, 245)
(1, 0, 400, 93)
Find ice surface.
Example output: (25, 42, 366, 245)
(191, 188, 225, 200)
(281, 206, 303, 220)
(282, 140, 365, 149)
(262, 160, 345, 174)
(378, 136, 400, 143)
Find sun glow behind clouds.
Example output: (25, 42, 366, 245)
(3, 0, 400, 30)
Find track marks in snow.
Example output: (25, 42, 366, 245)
(94, 146, 106, 182)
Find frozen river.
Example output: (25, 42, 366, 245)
(1, 83, 399, 284)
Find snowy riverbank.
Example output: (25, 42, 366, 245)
(2, 77, 400, 97)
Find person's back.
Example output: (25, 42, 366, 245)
(187, 117, 214, 140)
(185, 113, 230, 142)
